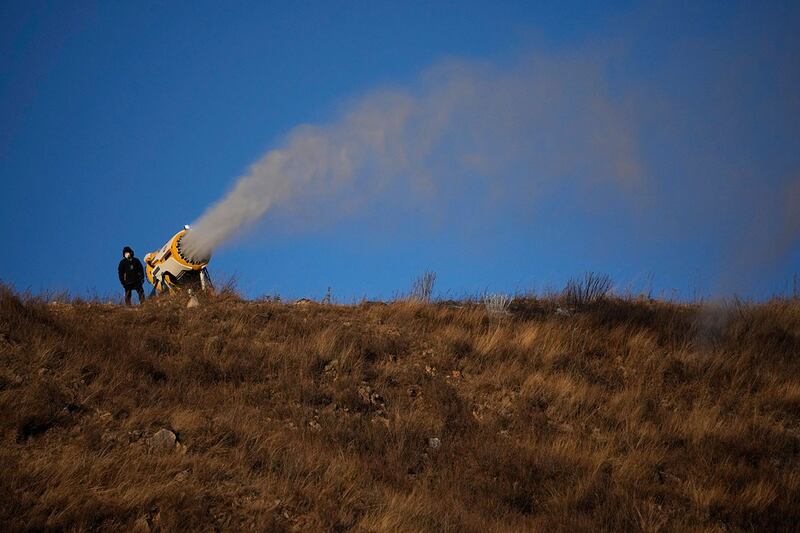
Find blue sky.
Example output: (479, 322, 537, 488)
(1, 1, 799, 301)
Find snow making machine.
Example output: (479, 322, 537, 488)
(144, 226, 213, 295)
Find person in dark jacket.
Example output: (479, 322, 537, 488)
(118, 246, 146, 305)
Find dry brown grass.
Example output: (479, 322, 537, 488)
(1, 284, 799, 531)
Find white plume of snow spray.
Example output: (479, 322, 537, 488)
(180, 54, 642, 260)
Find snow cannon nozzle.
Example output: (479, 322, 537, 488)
(143, 227, 213, 295)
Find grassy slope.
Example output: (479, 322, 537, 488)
(1, 285, 799, 531)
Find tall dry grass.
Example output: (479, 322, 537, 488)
(1, 284, 799, 531)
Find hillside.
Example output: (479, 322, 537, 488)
(1, 285, 799, 531)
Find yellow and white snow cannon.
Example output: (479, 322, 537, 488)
(144, 226, 213, 295)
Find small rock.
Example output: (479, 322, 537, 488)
(370, 392, 385, 405)
(428, 437, 441, 449)
(356, 384, 384, 406)
(150, 428, 177, 453)
(186, 294, 200, 308)
(357, 385, 372, 404)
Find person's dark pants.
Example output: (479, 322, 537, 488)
(124, 285, 145, 305)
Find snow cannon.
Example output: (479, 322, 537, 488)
(144, 225, 213, 295)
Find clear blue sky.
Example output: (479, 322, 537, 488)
(1, 1, 799, 301)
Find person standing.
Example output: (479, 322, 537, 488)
(118, 246, 145, 305)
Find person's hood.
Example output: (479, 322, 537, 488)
(122, 246, 134, 257)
